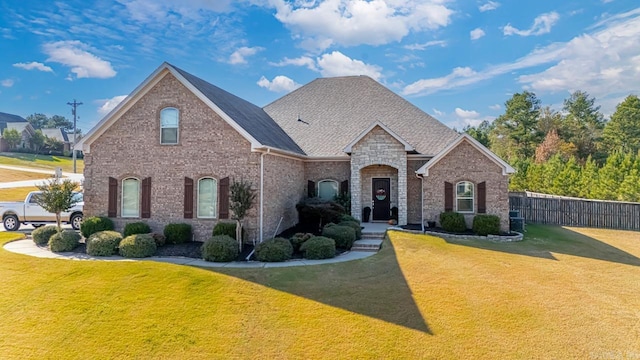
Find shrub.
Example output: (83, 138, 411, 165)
(255, 237, 293, 262)
(80, 216, 114, 238)
(201, 235, 238, 262)
(150, 233, 166, 247)
(164, 223, 192, 244)
(32, 225, 59, 246)
(123, 222, 151, 237)
(86, 231, 123, 256)
(339, 214, 360, 224)
(290, 232, 313, 252)
(321, 224, 356, 249)
(300, 236, 336, 260)
(439, 212, 467, 233)
(296, 198, 346, 233)
(339, 221, 362, 240)
(472, 214, 501, 236)
(119, 234, 157, 258)
(49, 230, 81, 252)
(212, 222, 245, 240)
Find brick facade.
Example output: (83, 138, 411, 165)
(407, 159, 427, 224)
(262, 154, 305, 239)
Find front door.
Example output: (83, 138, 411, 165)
(372, 178, 390, 221)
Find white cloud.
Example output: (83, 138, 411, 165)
(270, 56, 318, 71)
(269, 0, 454, 51)
(404, 66, 477, 95)
(503, 12, 560, 36)
(97, 95, 127, 115)
(316, 51, 382, 79)
(13, 62, 53, 72)
(1, 79, 14, 87)
(453, 107, 494, 127)
(257, 75, 301, 93)
(228, 46, 264, 65)
(118, 0, 233, 22)
(42, 40, 116, 79)
(455, 108, 480, 119)
(403, 40, 447, 51)
(433, 108, 445, 116)
(470, 28, 485, 40)
(489, 104, 501, 110)
(479, 1, 500, 12)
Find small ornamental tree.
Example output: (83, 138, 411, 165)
(2, 128, 22, 150)
(229, 178, 256, 252)
(35, 178, 80, 231)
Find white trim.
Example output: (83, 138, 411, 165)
(121, 177, 140, 218)
(160, 107, 179, 145)
(196, 177, 217, 219)
(416, 133, 516, 176)
(455, 181, 475, 214)
(343, 121, 415, 153)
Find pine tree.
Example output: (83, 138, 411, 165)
(602, 95, 640, 154)
(578, 156, 599, 199)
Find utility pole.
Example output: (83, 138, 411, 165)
(67, 99, 82, 174)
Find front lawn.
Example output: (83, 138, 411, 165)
(0, 169, 54, 182)
(0, 152, 84, 173)
(0, 226, 638, 359)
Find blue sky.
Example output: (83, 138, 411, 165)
(1, 0, 639, 134)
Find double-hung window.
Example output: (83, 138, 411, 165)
(197, 177, 217, 218)
(456, 181, 474, 213)
(122, 178, 140, 217)
(160, 107, 179, 144)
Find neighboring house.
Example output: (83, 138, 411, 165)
(0, 112, 34, 151)
(76, 63, 515, 242)
(41, 128, 71, 152)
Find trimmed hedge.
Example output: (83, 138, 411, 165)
(164, 223, 192, 244)
(290, 232, 313, 252)
(32, 225, 59, 246)
(80, 216, 114, 238)
(212, 222, 244, 240)
(321, 224, 356, 249)
(255, 237, 293, 262)
(339, 221, 362, 240)
(150, 233, 166, 247)
(439, 211, 467, 233)
(119, 234, 157, 258)
(300, 236, 336, 260)
(49, 230, 81, 252)
(339, 214, 360, 224)
(86, 231, 123, 256)
(201, 235, 238, 262)
(472, 214, 501, 236)
(123, 222, 151, 237)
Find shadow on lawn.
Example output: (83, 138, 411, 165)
(212, 239, 432, 334)
(443, 225, 640, 267)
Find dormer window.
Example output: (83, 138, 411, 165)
(160, 107, 179, 144)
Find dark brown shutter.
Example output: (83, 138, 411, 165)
(219, 177, 230, 219)
(141, 177, 151, 218)
(477, 181, 486, 214)
(108, 177, 117, 217)
(444, 181, 453, 212)
(184, 177, 193, 219)
(340, 180, 349, 195)
(307, 180, 315, 198)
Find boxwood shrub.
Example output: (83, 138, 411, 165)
(150, 233, 166, 247)
(123, 222, 151, 237)
(339, 214, 360, 224)
(119, 234, 157, 258)
(255, 237, 293, 262)
(164, 223, 192, 244)
(289, 232, 313, 252)
(86, 231, 123, 256)
(201, 235, 238, 262)
(32, 225, 59, 246)
(339, 221, 362, 240)
(49, 230, 81, 252)
(321, 224, 356, 249)
(80, 216, 114, 238)
(212, 222, 244, 240)
(439, 211, 467, 233)
(300, 236, 336, 260)
(472, 214, 501, 236)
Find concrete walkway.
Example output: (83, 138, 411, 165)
(3, 239, 380, 268)
(0, 164, 83, 189)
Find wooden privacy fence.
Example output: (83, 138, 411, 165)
(509, 191, 640, 231)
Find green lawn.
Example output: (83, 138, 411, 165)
(0, 187, 39, 201)
(0, 152, 84, 173)
(0, 225, 639, 359)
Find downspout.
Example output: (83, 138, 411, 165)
(416, 173, 424, 232)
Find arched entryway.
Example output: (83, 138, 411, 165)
(360, 165, 398, 221)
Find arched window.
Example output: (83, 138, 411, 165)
(456, 181, 474, 213)
(198, 177, 217, 218)
(318, 179, 339, 200)
(122, 178, 140, 217)
(160, 107, 179, 144)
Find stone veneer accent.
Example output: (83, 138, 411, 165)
(350, 126, 407, 224)
(422, 140, 510, 232)
(360, 165, 398, 218)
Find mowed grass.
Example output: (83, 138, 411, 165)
(1, 226, 639, 359)
(0, 152, 84, 173)
(0, 169, 54, 182)
(0, 187, 39, 201)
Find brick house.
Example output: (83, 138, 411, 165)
(0, 112, 34, 152)
(76, 63, 514, 242)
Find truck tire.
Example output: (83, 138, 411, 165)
(70, 213, 83, 230)
(3, 215, 21, 231)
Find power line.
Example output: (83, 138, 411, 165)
(66, 99, 82, 174)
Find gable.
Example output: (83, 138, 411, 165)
(344, 121, 414, 153)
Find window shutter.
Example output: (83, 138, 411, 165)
(108, 177, 118, 217)
(219, 177, 230, 219)
(307, 180, 315, 198)
(477, 181, 486, 213)
(141, 177, 151, 218)
(184, 177, 193, 219)
(340, 180, 349, 195)
(444, 181, 453, 212)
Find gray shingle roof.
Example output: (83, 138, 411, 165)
(0, 112, 27, 133)
(41, 128, 70, 143)
(169, 64, 305, 155)
(263, 76, 458, 157)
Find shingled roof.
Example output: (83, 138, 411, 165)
(263, 76, 458, 157)
(0, 112, 27, 133)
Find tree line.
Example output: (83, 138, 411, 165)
(2, 113, 81, 154)
(464, 91, 640, 202)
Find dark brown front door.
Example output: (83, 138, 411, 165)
(372, 178, 391, 221)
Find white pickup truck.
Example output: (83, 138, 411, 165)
(0, 191, 84, 231)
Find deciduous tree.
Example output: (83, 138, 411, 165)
(35, 178, 80, 231)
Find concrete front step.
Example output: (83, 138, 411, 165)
(351, 239, 383, 251)
(361, 232, 385, 240)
